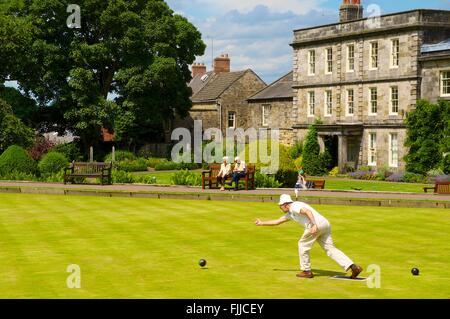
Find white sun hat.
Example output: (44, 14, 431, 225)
(234, 156, 240, 161)
(278, 194, 294, 206)
(223, 156, 229, 161)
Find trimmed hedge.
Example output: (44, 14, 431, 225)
(104, 150, 136, 162)
(116, 158, 148, 172)
(0, 145, 36, 176)
(38, 152, 69, 177)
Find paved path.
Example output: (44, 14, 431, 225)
(1, 181, 449, 201)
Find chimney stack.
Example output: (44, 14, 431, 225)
(339, 0, 363, 23)
(192, 62, 207, 78)
(214, 54, 230, 74)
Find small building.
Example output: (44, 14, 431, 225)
(247, 71, 294, 146)
(178, 55, 266, 137)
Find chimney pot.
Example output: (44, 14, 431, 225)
(214, 54, 231, 74)
(192, 62, 207, 78)
(340, 0, 363, 23)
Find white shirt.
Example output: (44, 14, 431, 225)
(234, 161, 246, 172)
(284, 202, 329, 229)
(218, 163, 231, 176)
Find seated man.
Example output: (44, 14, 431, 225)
(232, 157, 247, 191)
(217, 156, 232, 191)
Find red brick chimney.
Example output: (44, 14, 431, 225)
(340, 0, 363, 22)
(192, 63, 207, 78)
(214, 54, 230, 74)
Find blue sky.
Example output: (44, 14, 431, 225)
(167, 0, 450, 83)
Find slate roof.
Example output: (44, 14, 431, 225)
(421, 38, 450, 53)
(248, 71, 293, 101)
(189, 70, 248, 103)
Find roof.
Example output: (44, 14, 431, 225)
(190, 70, 248, 103)
(189, 71, 214, 96)
(421, 38, 450, 53)
(248, 71, 293, 102)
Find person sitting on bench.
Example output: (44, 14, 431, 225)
(232, 157, 247, 191)
(217, 156, 232, 191)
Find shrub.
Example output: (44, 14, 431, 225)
(40, 170, 64, 183)
(442, 155, 450, 175)
(104, 150, 136, 162)
(38, 152, 69, 177)
(28, 136, 55, 161)
(290, 141, 303, 159)
(275, 169, 298, 188)
(147, 157, 168, 168)
(403, 172, 427, 183)
(386, 173, 405, 183)
(53, 142, 83, 161)
(329, 167, 339, 177)
(255, 172, 282, 188)
(427, 168, 444, 178)
(132, 175, 157, 184)
(155, 161, 181, 171)
(116, 158, 148, 172)
(0, 145, 36, 176)
(111, 169, 134, 184)
(0, 172, 37, 181)
(294, 156, 303, 170)
(171, 170, 202, 186)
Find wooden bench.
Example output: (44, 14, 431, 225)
(64, 161, 113, 185)
(202, 164, 256, 190)
(423, 181, 450, 194)
(309, 180, 326, 189)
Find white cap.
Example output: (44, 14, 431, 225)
(278, 194, 293, 206)
(235, 156, 240, 161)
(223, 156, 229, 162)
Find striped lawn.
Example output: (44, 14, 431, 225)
(0, 193, 448, 298)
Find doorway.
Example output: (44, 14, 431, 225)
(324, 135, 339, 168)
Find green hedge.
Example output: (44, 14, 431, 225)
(38, 152, 69, 177)
(0, 145, 36, 176)
(171, 170, 202, 186)
(275, 169, 298, 188)
(53, 142, 83, 161)
(116, 158, 148, 172)
(104, 150, 136, 162)
(255, 172, 281, 188)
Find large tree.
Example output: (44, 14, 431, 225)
(0, 99, 35, 153)
(0, 0, 205, 151)
(405, 100, 450, 174)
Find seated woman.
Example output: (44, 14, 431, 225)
(294, 166, 308, 198)
(217, 156, 232, 191)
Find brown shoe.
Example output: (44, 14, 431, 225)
(296, 271, 314, 278)
(350, 264, 363, 279)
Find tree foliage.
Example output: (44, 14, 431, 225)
(405, 100, 450, 174)
(0, 0, 206, 150)
(0, 99, 35, 153)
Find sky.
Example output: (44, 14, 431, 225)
(167, 0, 450, 83)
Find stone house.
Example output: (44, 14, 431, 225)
(291, 1, 450, 172)
(247, 72, 294, 146)
(177, 55, 266, 138)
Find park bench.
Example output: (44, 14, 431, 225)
(308, 179, 326, 189)
(202, 163, 256, 190)
(64, 161, 113, 185)
(423, 181, 450, 194)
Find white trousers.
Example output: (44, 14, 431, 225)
(298, 221, 353, 272)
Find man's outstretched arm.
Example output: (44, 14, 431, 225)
(255, 216, 289, 226)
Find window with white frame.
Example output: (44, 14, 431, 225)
(326, 48, 333, 74)
(391, 39, 400, 68)
(308, 91, 315, 116)
(389, 133, 399, 168)
(262, 104, 271, 127)
(441, 71, 450, 96)
(228, 112, 236, 128)
(369, 88, 378, 115)
(390, 86, 399, 114)
(368, 133, 377, 166)
(325, 91, 333, 116)
(347, 44, 355, 72)
(347, 89, 354, 116)
(370, 42, 379, 69)
(308, 50, 316, 75)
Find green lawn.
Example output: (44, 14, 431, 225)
(0, 193, 449, 298)
(132, 171, 433, 193)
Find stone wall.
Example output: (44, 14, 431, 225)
(421, 58, 450, 103)
(219, 70, 266, 135)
